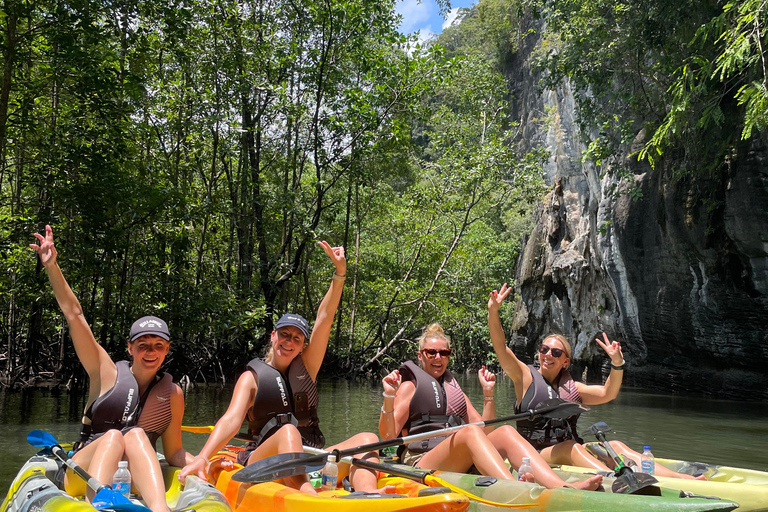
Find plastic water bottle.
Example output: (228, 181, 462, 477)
(321, 454, 338, 491)
(641, 446, 655, 475)
(518, 457, 533, 481)
(112, 461, 131, 497)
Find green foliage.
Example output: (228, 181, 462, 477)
(0, 0, 546, 382)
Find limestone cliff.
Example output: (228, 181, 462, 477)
(507, 22, 768, 400)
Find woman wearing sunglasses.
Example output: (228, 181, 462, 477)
(378, 323, 602, 490)
(488, 283, 704, 479)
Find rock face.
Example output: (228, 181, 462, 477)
(507, 22, 768, 399)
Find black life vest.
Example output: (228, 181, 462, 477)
(245, 357, 324, 449)
(399, 360, 468, 454)
(515, 364, 583, 450)
(74, 361, 162, 450)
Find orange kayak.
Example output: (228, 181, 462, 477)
(211, 450, 469, 512)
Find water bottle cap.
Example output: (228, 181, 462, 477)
(118, 461, 128, 468)
(644, 446, 651, 450)
(327, 455, 336, 463)
(521, 457, 530, 464)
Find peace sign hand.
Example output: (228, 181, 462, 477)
(595, 332, 623, 366)
(488, 283, 512, 312)
(30, 225, 58, 268)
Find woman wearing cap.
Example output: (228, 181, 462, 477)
(488, 283, 704, 479)
(179, 242, 386, 494)
(379, 323, 602, 490)
(31, 225, 192, 512)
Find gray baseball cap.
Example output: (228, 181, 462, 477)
(129, 316, 170, 342)
(274, 313, 309, 340)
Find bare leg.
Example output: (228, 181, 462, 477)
(541, 440, 613, 471)
(246, 424, 316, 494)
(123, 428, 170, 512)
(488, 426, 602, 491)
(67, 430, 125, 500)
(326, 433, 382, 492)
(608, 441, 706, 480)
(416, 425, 515, 479)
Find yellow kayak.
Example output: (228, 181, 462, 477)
(1, 456, 232, 512)
(552, 463, 768, 512)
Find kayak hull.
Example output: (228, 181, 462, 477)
(655, 457, 768, 485)
(552, 464, 768, 512)
(379, 465, 738, 512)
(214, 468, 470, 512)
(1, 456, 232, 512)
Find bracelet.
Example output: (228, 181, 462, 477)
(483, 396, 495, 401)
(332, 272, 346, 280)
(383, 392, 396, 398)
(610, 360, 626, 370)
(381, 406, 393, 415)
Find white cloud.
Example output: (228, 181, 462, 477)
(442, 7, 461, 30)
(396, 0, 434, 34)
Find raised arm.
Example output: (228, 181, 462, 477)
(575, 333, 625, 405)
(30, 225, 113, 383)
(378, 370, 413, 440)
(178, 371, 256, 482)
(487, 284, 529, 403)
(302, 241, 346, 379)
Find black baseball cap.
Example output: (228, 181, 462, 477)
(129, 316, 170, 342)
(274, 313, 310, 341)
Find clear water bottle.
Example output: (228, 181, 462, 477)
(517, 456, 533, 481)
(321, 454, 338, 491)
(112, 461, 131, 497)
(641, 446, 655, 475)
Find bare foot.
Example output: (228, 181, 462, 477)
(376, 485, 398, 494)
(520, 472, 535, 483)
(570, 474, 603, 491)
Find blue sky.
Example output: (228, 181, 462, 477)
(395, 0, 476, 40)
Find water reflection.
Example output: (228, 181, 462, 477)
(1, 376, 767, 493)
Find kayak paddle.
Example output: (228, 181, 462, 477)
(323, 452, 538, 509)
(589, 422, 660, 495)
(27, 430, 151, 512)
(233, 397, 588, 483)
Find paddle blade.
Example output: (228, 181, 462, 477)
(93, 488, 151, 512)
(232, 452, 326, 483)
(181, 425, 215, 434)
(611, 470, 660, 495)
(27, 430, 58, 449)
(590, 422, 611, 436)
(537, 398, 589, 419)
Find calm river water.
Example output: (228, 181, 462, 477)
(1, 375, 767, 493)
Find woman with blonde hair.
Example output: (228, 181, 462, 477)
(379, 323, 602, 490)
(179, 242, 386, 494)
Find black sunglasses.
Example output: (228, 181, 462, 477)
(539, 345, 565, 358)
(422, 348, 452, 359)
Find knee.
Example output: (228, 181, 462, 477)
(455, 424, 485, 443)
(101, 429, 126, 450)
(495, 425, 522, 440)
(609, 440, 629, 451)
(122, 427, 148, 445)
(354, 432, 379, 445)
(276, 424, 304, 446)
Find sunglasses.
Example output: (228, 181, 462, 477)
(422, 348, 452, 359)
(538, 345, 565, 358)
